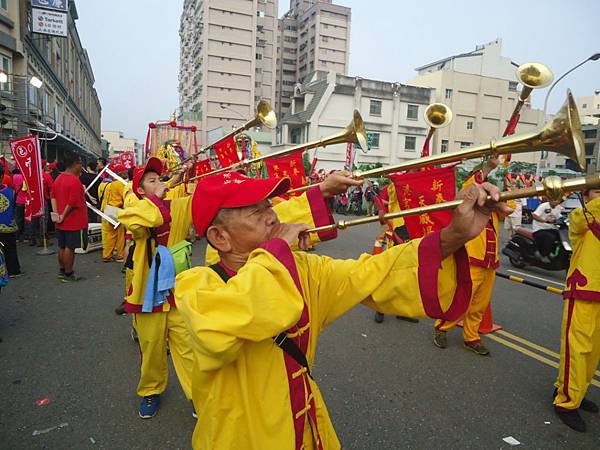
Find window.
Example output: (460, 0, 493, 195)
(405, 136, 416, 151)
(283, 58, 295, 65)
(582, 103, 587, 108)
(0, 53, 10, 92)
(407, 104, 419, 120)
(256, 53, 262, 60)
(509, 81, 518, 91)
(460, 142, 472, 149)
(583, 129, 597, 139)
(0, 0, 6, 11)
(445, 89, 452, 99)
(369, 99, 382, 116)
(441, 139, 448, 153)
(466, 121, 474, 130)
(369, 132, 380, 148)
(257, 11, 265, 18)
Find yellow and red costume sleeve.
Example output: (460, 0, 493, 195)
(118, 192, 192, 313)
(387, 182, 405, 230)
(563, 197, 600, 301)
(554, 197, 600, 411)
(462, 173, 500, 269)
(176, 232, 471, 450)
(204, 185, 337, 266)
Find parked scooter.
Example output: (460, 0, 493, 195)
(502, 215, 572, 272)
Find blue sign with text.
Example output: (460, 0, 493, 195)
(31, 0, 68, 13)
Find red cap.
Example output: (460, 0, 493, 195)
(192, 171, 291, 237)
(132, 157, 163, 199)
(110, 163, 127, 173)
(48, 161, 58, 170)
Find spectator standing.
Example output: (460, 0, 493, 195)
(51, 152, 88, 282)
(0, 166, 22, 276)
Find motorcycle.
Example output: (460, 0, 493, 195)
(502, 215, 572, 272)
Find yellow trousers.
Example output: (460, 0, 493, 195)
(101, 220, 125, 260)
(132, 308, 194, 399)
(435, 265, 496, 343)
(554, 298, 600, 410)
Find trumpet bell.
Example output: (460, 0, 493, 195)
(540, 89, 584, 170)
(256, 100, 277, 129)
(424, 103, 453, 129)
(351, 110, 368, 151)
(516, 63, 554, 90)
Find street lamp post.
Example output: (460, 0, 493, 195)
(537, 52, 600, 176)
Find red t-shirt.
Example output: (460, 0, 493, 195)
(42, 171, 54, 201)
(52, 172, 88, 231)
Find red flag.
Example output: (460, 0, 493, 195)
(390, 166, 456, 239)
(421, 133, 432, 157)
(502, 113, 520, 167)
(10, 136, 44, 221)
(213, 135, 239, 168)
(265, 151, 307, 193)
(195, 159, 212, 177)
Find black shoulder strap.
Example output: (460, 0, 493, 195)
(208, 264, 312, 379)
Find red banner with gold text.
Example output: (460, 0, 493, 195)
(265, 150, 307, 193)
(10, 135, 44, 221)
(389, 166, 456, 239)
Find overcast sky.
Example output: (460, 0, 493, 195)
(76, 0, 600, 144)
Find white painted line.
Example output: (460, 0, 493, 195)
(506, 269, 565, 287)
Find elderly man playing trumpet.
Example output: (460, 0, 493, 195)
(176, 171, 509, 450)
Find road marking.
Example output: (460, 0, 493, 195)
(486, 333, 600, 389)
(495, 330, 600, 379)
(506, 269, 565, 287)
(496, 330, 560, 359)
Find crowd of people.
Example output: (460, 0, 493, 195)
(1, 148, 599, 447)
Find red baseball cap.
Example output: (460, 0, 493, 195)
(132, 157, 163, 199)
(192, 171, 291, 237)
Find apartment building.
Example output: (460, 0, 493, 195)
(409, 39, 547, 166)
(274, 0, 350, 119)
(101, 130, 144, 164)
(273, 71, 432, 171)
(178, 0, 278, 145)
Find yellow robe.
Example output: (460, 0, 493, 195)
(176, 232, 471, 450)
(205, 186, 337, 266)
(434, 173, 500, 341)
(554, 197, 600, 410)
(118, 185, 192, 312)
(99, 180, 126, 260)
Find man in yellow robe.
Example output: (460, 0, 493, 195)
(176, 171, 506, 450)
(433, 157, 504, 355)
(553, 188, 600, 432)
(98, 172, 127, 262)
(120, 160, 360, 419)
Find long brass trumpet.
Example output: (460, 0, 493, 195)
(189, 110, 367, 181)
(306, 174, 599, 235)
(168, 100, 277, 175)
(502, 63, 554, 166)
(354, 89, 584, 179)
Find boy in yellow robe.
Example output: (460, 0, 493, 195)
(176, 171, 507, 450)
(553, 188, 600, 432)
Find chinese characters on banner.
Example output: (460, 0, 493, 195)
(265, 150, 307, 194)
(213, 135, 240, 168)
(10, 135, 45, 221)
(195, 159, 212, 177)
(389, 166, 456, 239)
(344, 142, 355, 171)
(109, 151, 136, 170)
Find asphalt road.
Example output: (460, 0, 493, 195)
(1, 220, 598, 450)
